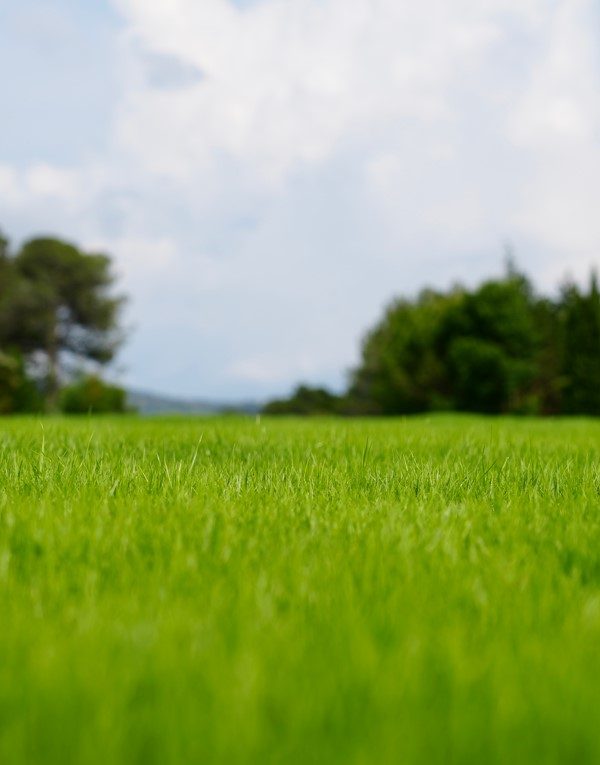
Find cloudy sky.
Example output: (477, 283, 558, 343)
(1, 0, 599, 400)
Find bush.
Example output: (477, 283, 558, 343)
(263, 385, 342, 415)
(0, 351, 43, 414)
(60, 375, 127, 414)
(448, 338, 510, 413)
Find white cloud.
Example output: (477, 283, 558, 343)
(508, 1, 599, 146)
(110, 0, 539, 185)
(0, 164, 20, 206)
(507, 0, 600, 286)
(25, 164, 81, 201)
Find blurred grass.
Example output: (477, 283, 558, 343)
(0, 415, 599, 764)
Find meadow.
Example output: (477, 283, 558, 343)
(0, 415, 599, 764)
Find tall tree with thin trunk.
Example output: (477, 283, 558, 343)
(8, 238, 124, 410)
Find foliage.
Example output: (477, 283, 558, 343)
(0, 351, 43, 414)
(447, 337, 511, 412)
(263, 384, 343, 415)
(59, 375, 128, 414)
(350, 289, 453, 414)
(267, 263, 600, 416)
(561, 272, 600, 415)
(530, 297, 564, 414)
(0, 229, 124, 411)
(0, 416, 599, 763)
(444, 272, 537, 410)
(350, 268, 539, 415)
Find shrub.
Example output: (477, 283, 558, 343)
(60, 375, 127, 414)
(0, 351, 43, 414)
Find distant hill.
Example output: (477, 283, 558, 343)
(126, 388, 261, 416)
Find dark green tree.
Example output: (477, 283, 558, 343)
(561, 272, 600, 414)
(439, 270, 538, 412)
(447, 337, 511, 413)
(530, 297, 564, 414)
(351, 265, 540, 415)
(350, 289, 456, 414)
(7, 238, 124, 409)
(0, 234, 41, 412)
(0, 231, 18, 339)
(263, 384, 342, 415)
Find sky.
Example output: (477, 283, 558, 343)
(1, 0, 600, 400)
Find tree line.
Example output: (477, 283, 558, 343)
(3, 225, 599, 418)
(0, 230, 126, 414)
(265, 262, 600, 416)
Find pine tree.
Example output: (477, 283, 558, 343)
(562, 271, 600, 414)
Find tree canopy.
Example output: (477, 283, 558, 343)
(266, 264, 600, 417)
(0, 230, 125, 412)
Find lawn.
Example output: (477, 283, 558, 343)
(0, 415, 599, 764)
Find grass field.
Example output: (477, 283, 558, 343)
(0, 415, 599, 764)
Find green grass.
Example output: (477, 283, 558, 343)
(0, 415, 599, 764)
